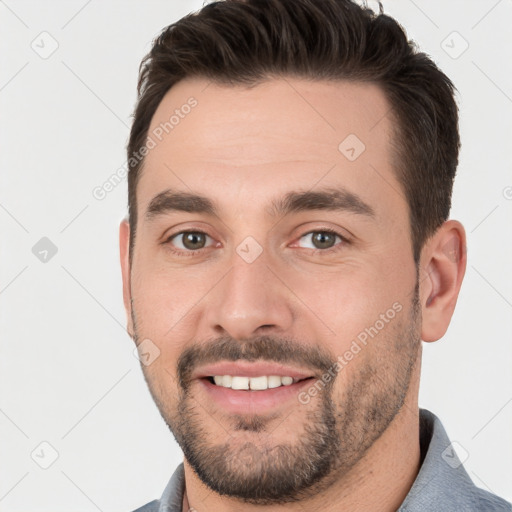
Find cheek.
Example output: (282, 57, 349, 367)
(284, 262, 408, 334)
(130, 262, 211, 334)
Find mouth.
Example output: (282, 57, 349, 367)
(192, 362, 318, 413)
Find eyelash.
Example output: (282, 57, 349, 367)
(163, 228, 349, 257)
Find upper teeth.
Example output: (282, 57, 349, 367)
(213, 375, 295, 390)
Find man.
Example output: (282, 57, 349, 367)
(119, 0, 511, 510)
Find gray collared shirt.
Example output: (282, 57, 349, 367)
(132, 409, 511, 511)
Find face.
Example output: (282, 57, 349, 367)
(121, 77, 423, 504)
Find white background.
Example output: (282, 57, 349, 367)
(1, 1, 511, 510)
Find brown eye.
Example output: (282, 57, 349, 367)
(297, 230, 344, 250)
(169, 231, 212, 251)
(312, 232, 337, 249)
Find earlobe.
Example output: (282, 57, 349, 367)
(420, 220, 467, 343)
(119, 219, 134, 339)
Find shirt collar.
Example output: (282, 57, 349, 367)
(157, 409, 506, 511)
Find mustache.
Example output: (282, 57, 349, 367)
(177, 335, 336, 390)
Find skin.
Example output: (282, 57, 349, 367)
(119, 77, 467, 512)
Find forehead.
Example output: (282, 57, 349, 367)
(137, 77, 404, 220)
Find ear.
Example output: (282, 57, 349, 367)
(119, 218, 134, 339)
(419, 220, 467, 342)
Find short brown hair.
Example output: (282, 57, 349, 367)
(127, 0, 459, 263)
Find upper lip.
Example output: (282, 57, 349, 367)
(191, 361, 315, 380)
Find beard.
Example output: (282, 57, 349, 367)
(133, 285, 421, 505)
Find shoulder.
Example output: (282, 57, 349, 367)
(130, 500, 160, 512)
(472, 489, 512, 511)
(399, 410, 512, 511)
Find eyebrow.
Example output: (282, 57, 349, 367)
(269, 187, 375, 218)
(144, 187, 375, 221)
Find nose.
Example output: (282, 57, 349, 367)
(203, 251, 294, 341)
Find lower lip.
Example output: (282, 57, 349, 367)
(197, 378, 315, 414)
